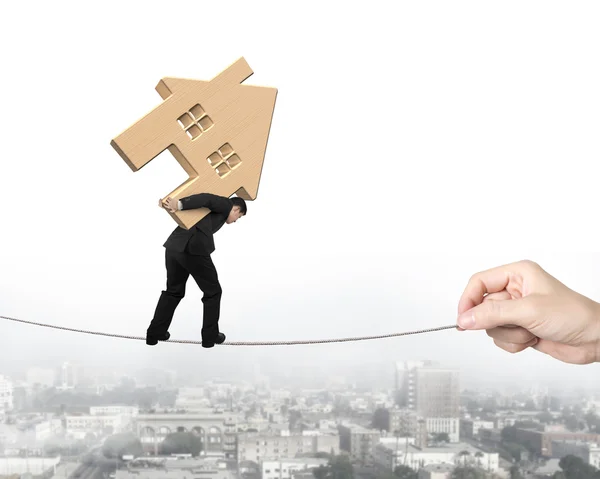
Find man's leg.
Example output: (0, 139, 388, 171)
(185, 255, 223, 344)
(146, 249, 189, 342)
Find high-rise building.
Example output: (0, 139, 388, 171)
(394, 361, 460, 442)
(415, 367, 460, 417)
(56, 362, 77, 390)
(394, 360, 436, 409)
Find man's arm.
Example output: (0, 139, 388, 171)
(177, 193, 232, 214)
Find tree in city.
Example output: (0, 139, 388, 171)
(96, 455, 119, 474)
(289, 410, 303, 429)
(132, 387, 159, 410)
(451, 466, 484, 479)
(457, 450, 471, 466)
(509, 465, 524, 479)
(84, 432, 97, 448)
(44, 436, 87, 456)
(522, 441, 538, 462)
(159, 430, 202, 456)
(311, 455, 353, 479)
(313, 464, 328, 479)
(102, 432, 143, 459)
(466, 399, 480, 416)
(433, 433, 450, 444)
(372, 408, 389, 431)
(393, 464, 418, 479)
(501, 425, 517, 443)
(501, 442, 525, 463)
(584, 411, 600, 432)
(564, 415, 581, 432)
(537, 411, 554, 424)
(482, 398, 497, 414)
(555, 454, 600, 479)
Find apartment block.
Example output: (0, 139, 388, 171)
(237, 431, 339, 463)
(338, 424, 381, 464)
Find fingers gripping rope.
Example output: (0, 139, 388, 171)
(0, 315, 458, 346)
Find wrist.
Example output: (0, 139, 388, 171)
(590, 300, 600, 363)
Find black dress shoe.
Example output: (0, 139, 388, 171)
(202, 332, 226, 348)
(146, 332, 170, 346)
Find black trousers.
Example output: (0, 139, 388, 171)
(147, 248, 222, 342)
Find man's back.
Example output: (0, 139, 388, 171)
(163, 193, 233, 255)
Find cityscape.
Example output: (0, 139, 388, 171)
(1, 360, 600, 479)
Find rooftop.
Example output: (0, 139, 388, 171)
(262, 458, 328, 466)
(421, 463, 455, 472)
(378, 442, 491, 455)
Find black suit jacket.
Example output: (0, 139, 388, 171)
(163, 193, 233, 255)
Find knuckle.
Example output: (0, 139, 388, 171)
(468, 272, 482, 284)
(485, 298, 502, 316)
(520, 259, 541, 271)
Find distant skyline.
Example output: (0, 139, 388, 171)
(2, 355, 599, 397)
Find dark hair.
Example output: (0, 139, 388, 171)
(231, 197, 247, 215)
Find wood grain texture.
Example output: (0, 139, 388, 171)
(111, 57, 277, 229)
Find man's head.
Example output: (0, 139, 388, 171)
(226, 197, 247, 224)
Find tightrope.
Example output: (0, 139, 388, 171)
(0, 315, 458, 346)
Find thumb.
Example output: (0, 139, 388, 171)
(457, 296, 535, 330)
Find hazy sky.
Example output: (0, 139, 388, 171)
(1, 1, 599, 390)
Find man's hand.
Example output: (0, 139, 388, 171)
(159, 197, 179, 213)
(457, 260, 600, 365)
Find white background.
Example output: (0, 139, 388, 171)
(0, 1, 599, 387)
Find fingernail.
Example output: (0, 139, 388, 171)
(457, 313, 475, 329)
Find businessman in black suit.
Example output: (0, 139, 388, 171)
(146, 193, 247, 348)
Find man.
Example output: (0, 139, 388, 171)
(146, 193, 247, 348)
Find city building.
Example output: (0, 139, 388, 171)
(261, 458, 328, 479)
(136, 412, 238, 459)
(175, 387, 211, 410)
(65, 413, 130, 439)
(90, 405, 139, 416)
(14, 415, 62, 446)
(0, 456, 61, 476)
(373, 441, 498, 473)
(425, 418, 459, 444)
(116, 457, 235, 479)
(56, 362, 77, 390)
(459, 419, 494, 439)
(417, 463, 454, 479)
(551, 440, 600, 467)
(237, 431, 340, 462)
(394, 361, 460, 442)
(338, 424, 381, 464)
(513, 429, 600, 457)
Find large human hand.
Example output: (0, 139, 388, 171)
(456, 260, 600, 364)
